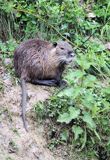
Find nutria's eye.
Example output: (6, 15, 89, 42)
(61, 47, 64, 50)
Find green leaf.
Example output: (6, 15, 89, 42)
(2, 1, 15, 13)
(16, 13, 21, 18)
(83, 112, 96, 129)
(57, 113, 72, 124)
(83, 75, 97, 87)
(0, 42, 7, 52)
(58, 86, 81, 99)
(82, 92, 95, 110)
(60, 130, 69, 141)
(69, 107, 80, 119)
(57, 107, 80, 124)
(57, 88, 74, 98)
(76, 56, 91, 70)
(65, 70, 85, 82)
(103, 88, 110, 94)
(72, 125, 83, 140)
(92, 105, 100, 116)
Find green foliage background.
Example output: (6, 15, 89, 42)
(0, 0, 110, 159)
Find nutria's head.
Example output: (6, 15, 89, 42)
(52, 40, 75, 65)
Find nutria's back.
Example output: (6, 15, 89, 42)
(14, 39, 74, 82)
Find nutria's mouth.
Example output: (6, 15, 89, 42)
(66, 57, 74, 64)
(59, 58, 73, 65)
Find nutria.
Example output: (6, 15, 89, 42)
(14, 39, 75, 131)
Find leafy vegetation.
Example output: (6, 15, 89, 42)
(0, 0, 110, 159)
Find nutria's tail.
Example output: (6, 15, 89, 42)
(21, 79, 28, 132)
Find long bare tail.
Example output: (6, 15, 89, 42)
(21, 79, 28, 132)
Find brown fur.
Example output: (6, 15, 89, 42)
(14, 39, 74, 131)
(14, 39, 74, 82)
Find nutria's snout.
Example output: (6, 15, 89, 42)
(65, 51, 75, 64)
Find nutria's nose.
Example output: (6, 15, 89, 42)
(70, 52, 75, 57)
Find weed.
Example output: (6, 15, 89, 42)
(0, 79, 4, 92)
(8, 140, 19, 153)
(6, 157, 14, 160)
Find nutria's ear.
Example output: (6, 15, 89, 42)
(53, 42, 57, 47)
